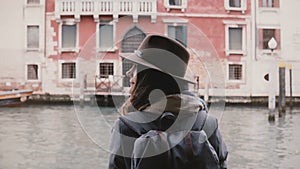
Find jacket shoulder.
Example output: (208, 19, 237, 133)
(114, 118, 140, 138)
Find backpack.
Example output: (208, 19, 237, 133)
(119, 110, 220, 169)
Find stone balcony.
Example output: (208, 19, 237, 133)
(55, 0, 157, 22)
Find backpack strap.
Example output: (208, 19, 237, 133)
(192, 110, 218, 139)
(191, 110, 207, 131)
(202, 114, 218, 139)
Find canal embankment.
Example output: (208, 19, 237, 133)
(27, 93, 300, 107)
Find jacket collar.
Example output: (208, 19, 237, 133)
(143, 94, 204, 115)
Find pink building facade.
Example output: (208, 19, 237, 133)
(44, 0, 254, 98)
(5, 0, 300, 101)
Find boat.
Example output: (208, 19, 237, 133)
(0, 89, 33, 107)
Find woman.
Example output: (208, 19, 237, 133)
(108, 34, 228, 169)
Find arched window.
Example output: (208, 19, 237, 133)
(121, 27, 146, 86)
(121, 27, 146, 53)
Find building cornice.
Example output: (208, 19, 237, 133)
(157, 12, 252, 19)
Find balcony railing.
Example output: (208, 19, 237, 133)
(55, 0, 157, 22)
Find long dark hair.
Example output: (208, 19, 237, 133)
(130, 66, 188, 111)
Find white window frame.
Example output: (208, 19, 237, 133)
(262, 0, 274, 7)
(224, 21, 247, 56)
(96, 60, 116, 77)
(163, 19, 188, 46)
(99, 62, 114, 77)
(59, 19, 79, 53)
(262, 28, 276, 51)
(96, 20, 116, 52)
(164, 0, 187, 12)
(167, 25, 187, 46)
(59, 60, 78, 81)
(96, 60, 117, 85)
(25, 63, 41, 81)
(26, 0, 40, 5)
(226, 62, 245, 83)
(26, 24, 40, 51)
(224, 0, 247, 13)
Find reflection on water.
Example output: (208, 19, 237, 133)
(0, 105, 115, 169)
(0, 104, 300, 169)
(221, 106, 300, 169)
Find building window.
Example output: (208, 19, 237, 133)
(27, 25, 39, 49)
(260, 0, 279, 7)
(229, 27, 242, 51)
(99, 63, 114, 78)
(98, 21, 114, 51)
(229, 0, 241, 8)
(121, 27, 146, 87)
(169, 0, 182, 6)
(27, 64, 38, 80)
(263, 29, 275, 49)
(62, 24, 76, 48)
(27, 0, 40, 4)
(167, 25, 187, 46)
(258, 28, 280, 50)
(122, 59, 134, 87)
(224, 22, 246, 55)
(164, 0, 187, 11)
(229, 64, 243, 80)
(262, 0, 273, 7)
(60, 20, 78, 52)
(225, 0, 246, 12)
(121, 27, 146, 53)
(62, 63, 76, 79)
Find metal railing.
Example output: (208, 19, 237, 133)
(94, 75, 124, 92)
(55, 0, 157, 21)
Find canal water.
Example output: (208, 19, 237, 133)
(0, 104, 300, 169)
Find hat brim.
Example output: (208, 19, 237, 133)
(120, 53, 196, 84)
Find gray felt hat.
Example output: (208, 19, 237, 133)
(120, 34, 195, 84)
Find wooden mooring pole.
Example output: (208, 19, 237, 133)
(289, 64, 293, 108)
(268, 61, 276, 122)
(268, 38, 278, 122)
(278, 62, 286, 117)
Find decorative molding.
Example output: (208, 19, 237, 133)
(162, 18, 188, 24)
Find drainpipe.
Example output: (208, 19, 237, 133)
(252, 0, 257, 61)
(250, 0, 258, 98)
(42, 0, 47, 93)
